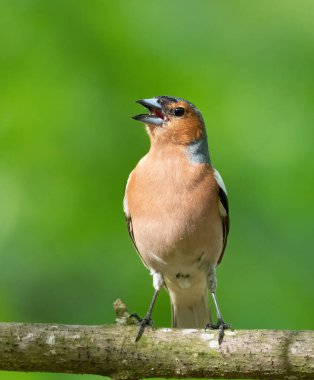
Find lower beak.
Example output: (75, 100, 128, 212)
(132, 98, 165, 126)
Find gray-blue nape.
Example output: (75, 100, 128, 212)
(186, 135, 210, 164)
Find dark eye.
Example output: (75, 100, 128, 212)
(174, 107, 185, 117)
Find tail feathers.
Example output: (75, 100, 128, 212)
(170, 289, 210, 329)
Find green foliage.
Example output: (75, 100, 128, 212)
(0, 1, 313, 379)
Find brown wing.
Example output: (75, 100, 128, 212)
(124, 194, 149, 269)
(125, 211, 139, 255)
(217, 185, 230, 265)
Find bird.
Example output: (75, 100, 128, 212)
(124, 96, 230, 344)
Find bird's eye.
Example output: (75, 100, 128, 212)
(174, 107, 185, 117)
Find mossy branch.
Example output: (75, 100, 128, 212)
(0, 299, 312, 379)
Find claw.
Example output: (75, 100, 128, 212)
(129, 313, 153, 342)
(129, 313, 142, 323)
(205, 318, 231, 345)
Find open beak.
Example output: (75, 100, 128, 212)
(132, 98, 166, 125)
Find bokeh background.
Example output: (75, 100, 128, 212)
(0, 1, 313, 379)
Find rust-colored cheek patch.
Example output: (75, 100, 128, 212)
(170, 115, 204, 145)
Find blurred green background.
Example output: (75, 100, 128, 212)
(0, 1, 313, 379)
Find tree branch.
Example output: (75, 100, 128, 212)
(0, 300, 312, 379)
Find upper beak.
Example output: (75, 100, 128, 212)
(132, 98, 165, 126)
(136, 98, 162, 110)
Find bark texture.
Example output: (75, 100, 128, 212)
(0, 321, 313, 379)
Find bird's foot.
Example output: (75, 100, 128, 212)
(205, 318, 231, 345)
(129, 313, 153, 342)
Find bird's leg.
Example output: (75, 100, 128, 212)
(205, 269, 230, 344)
(130, 288, 159, 342)
(205, 292, 231, 344)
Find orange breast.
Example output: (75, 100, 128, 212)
(126, 145, 223, 273)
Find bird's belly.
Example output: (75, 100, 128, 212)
(132, 204, 223, 280)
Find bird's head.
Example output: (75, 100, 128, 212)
(133, 96, 206, 145)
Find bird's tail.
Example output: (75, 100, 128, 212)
(168, 284, 211, 328)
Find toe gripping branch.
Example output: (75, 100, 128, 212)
(130, 313, 154, 342)
(205, 318, 231, 345)
(129, 289, 159, 342)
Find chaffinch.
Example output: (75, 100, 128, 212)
(124, 96, 230, 344)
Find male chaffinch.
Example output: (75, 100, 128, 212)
(124, 96, 230, 344)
